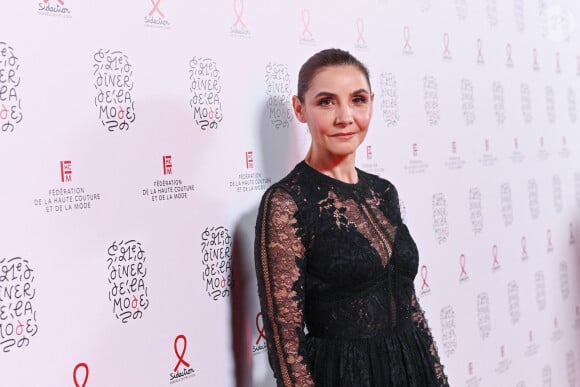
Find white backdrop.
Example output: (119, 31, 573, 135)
(1, 1, 580, 386)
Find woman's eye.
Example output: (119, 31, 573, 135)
(353, 96, 367, 103)
(318, 98, 332, 106)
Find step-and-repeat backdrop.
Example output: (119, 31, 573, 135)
(1, 1, 579, 386)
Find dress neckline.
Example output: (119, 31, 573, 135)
(298, 160, 364, 192)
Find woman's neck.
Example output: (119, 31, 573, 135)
(304, 149, 358, 184)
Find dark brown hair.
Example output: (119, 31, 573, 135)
(297, 48, 371, 102)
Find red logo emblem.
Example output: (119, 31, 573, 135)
(255, 312, 266, 345)
(245, 151, 253, 169)
(60, 160, 72, 182)
(148, 0, 164, 17)
(163, 155, 172, 175)
(173, 334, 191, 372)
(73, 362, 89, 387)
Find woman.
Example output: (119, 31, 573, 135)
(254, 49, 448, 387)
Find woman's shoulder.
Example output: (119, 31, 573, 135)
(358, 168, 399, 196)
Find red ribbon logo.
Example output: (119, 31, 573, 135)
(356, 18, 366, 45)
(148, 0, 165, 17)
(403, 26, 411, 51)
(232, 0, 247, 29)
(459, 254, 468, 280)
(301, 9, 313, 39)
(173, 335, 191, 372)
(442, 32, 450, 57)
(420, 264, 429, 290)
(44, 0, 65, 5)
(255, 312, 266, 345)
(73, 363, 89, 387)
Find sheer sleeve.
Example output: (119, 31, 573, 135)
(411, 276, 449, 386)
(254, 187, 315, 387)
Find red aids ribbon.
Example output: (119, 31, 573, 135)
(73, 363, 89, 387)
(442, 33, 450, 57)
(506, 43, 513, 65)
(173, 335, 191, 372)
(420, 265, 429, 290)
(459, 254, 467, 278)
(356, 18, 366, 45)
(301, 9, 313, 39)
(476, 38, 483, 62)
(44, 0, 65, 4)
(403, 26, 411, 51)
(492, 245, 499, 266)
(232, 0, 247, 29)
(255, 312, 266, 345)
(148, 0, 165, 17)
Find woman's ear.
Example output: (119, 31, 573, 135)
(292, 95, 307, 123)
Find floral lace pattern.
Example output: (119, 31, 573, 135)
(255, 161, 449, 387)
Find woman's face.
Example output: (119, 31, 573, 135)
(293, 65, 374, 162)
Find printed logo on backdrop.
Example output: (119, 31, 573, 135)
(568, 88, 577, 123)
(547, 228, 554, 252)
(542, 365, 552, 387)
(570, 222, 576, 244)
(527, 179, 539, 219)
(265, 63, 292, 129)
(37, 0, 71, 17)
(567, 350, 577, 387)
(402, 26, 413, 56)
(465, 362, 482, 387)
(477, 292, 491, 339)
(144, 0, 170, 29)
(188, 57, 223, 130)
(299, 9, 315, 45)
(513, 0, 525, 31)
(455, 0, 467, 21)
(520, 83, 532, 124)
(106, 240, 150, 323)
(0, 257, 38, 353)
(460, 79, 475, 125)
(432, 193, 449, 244)
(521, 236, 529, 260)
(361, 145, 385, 175)
(552, 175, 562, 213)
(73, 362, 89, 387)
(525, 330, 539, 357)
(469, 188, 483, 234)
(559, 261, 569, 300)
(492, 81, 505, 125)
(169, 334, 196, 384)
(93, 49, 136, 131)
(560, 135, 571, 158)
(201, 226, 233, 300)
(354, 18, 368, 50)
(444, 141, 466, 170)
(419, 265, 431, 296)
(535, 271, 546, 311)
(545, 86, 556, 123)
(230, 0, 250, 37)
(486, 0, 498, 26)
(491, 245, 500, 271)
(252, 312, 267, 354)
(551, 317, 563, 342)
(507, 280, 520, 324)
(536, 136, 550, 160)
(404, 143, 429, 174)
(500, 183, 513, 227)
(495, 345, 512, 375)
(505, 44, 514, 68)
(576, 173, 580, 208)
(32, 161, 102, 214)
(440, 305, 456, 357)
(476, 38, 485, 64)
(532, 48, 540, 71)
(380, 73, 399, 127)
(479, 139, 497, 167)
(228, 151, 272, 193)
(141, 156, 196, 202)
(442, 33, 452, 61)
(510, 138, 525, 163)
(0, 42, 23, 134)
(423, 76, 439, 126)
(458, 254, 469, 283)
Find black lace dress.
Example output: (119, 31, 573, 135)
(254, 161, 449, 387)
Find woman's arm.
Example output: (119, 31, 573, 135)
(254, 187, 315, 387)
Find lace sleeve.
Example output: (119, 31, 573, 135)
(254, 187, 315, 387)
(411, 290, 449, 386)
